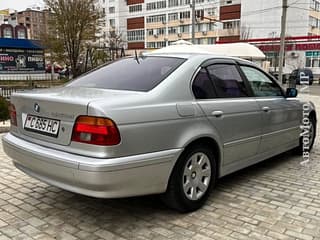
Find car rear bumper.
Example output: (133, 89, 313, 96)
(3, 133, 182, 198)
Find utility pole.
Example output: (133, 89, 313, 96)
(191, 0, 195, 44)
(278, 0, 288, 84)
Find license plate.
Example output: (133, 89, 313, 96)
(24, 115, 60, 137)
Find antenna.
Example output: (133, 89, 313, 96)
(134, 50, 140, 64)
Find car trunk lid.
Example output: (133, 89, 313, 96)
(10, 87, 138, 146)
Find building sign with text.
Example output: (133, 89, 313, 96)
(0, 48, 45, 74)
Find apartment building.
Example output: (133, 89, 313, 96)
(233, 0, 320, 76)
(100, 0, 242, 49)
(8, 8, 50, 40)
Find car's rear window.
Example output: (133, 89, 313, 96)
(68, 56, 186, 91)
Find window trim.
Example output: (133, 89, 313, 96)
(238, 63, 285, 98)
(191, 59, 254, 100)
(206, 63, 253, 99)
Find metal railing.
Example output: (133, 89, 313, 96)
(0, 87, 20, 99)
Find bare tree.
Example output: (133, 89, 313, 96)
(44, 0, 102, 77)
(106, 30, 125, 60)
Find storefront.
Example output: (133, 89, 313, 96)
(0, 38, 45, 74)
(218, 36, 320, 79)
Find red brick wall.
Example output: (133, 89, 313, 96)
(219, 35, 240, 42)
(127, 17, 144, 30)
(127, 0, 144, 5)
(220, 4, 241, 20)
(128, 42, 145, 49)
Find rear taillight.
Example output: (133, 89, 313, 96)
(71, 116, 121, 146)
(9, 103, 17, 126)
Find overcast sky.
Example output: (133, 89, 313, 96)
(0, 0, 44, 11)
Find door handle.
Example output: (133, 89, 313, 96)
(212, 110, 224, 117)
(262, 106, 270, 112)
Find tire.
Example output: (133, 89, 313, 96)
(162, 144, 216, 213)
(295, 115, 316, 154)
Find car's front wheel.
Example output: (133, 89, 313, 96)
(162, 145, 216, 212)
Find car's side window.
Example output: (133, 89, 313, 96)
(192, 68, 217, 99)
(206, 64, 249, 98)
(240, 66, 283, 97)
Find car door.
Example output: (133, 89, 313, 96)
(192, 59, 262, 168)
(239, 65, 302, 154)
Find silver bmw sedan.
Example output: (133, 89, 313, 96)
(2, 53, 317, 212)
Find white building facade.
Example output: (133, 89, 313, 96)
(238, 0, 320, 76)
(99, 0, 243, 49)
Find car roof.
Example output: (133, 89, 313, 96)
(145, 52, 253, 65)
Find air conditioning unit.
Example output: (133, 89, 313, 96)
(290, 52, 299, 58)
(154, 34, 158, 38)
(164, 37, 168, 41)
(177, 33, 182, 37)
(179, 19, 184, 23)
(202, 31, 207, 35)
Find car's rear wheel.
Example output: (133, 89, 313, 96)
(162, 145, 216, 212)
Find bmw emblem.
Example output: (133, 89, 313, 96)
(34, 103, 40, 113)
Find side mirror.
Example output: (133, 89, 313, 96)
(286, 88, 298, 98)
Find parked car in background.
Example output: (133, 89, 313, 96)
(2, 53, 317, 212)
(45, 64, 63, 74)
(289, 68, 314, 85)
(269, 72, 288, 84)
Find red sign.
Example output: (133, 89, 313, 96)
(257, 42, 320, 52)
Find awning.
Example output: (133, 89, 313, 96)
(0, 38, 43, 50)
(152, 43, 266, 60)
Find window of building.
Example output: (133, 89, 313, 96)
(109, 7, 115, 13)
(205, 7, 216, 16)
(180, 11, 190, 20)
(129, 4, 142, 12)
(3, 27, 12, 38)
(168, 26, 178, 34)
(127, 29, 144, 42)
(207, 64, 249, 98)
(17, 29, 26, 39)
(223, 20, 240, 29)
(146, 14, 166, 23)
(265, 52, 285, 68)
(195, 9, 204, 19)
(305, 51, 320, 67)
(146, 1, 166, 10)
(168, 13, 178, 21)
(207, 37, 216, 44)
(147, 41, 166, 48)
(310, 0, 320, 11)
(168, 0, 179, 7)
(179, 0, 190, 5)
(180, 25, 190, 33)
(309, 16, 319, 28)
(109, 19, 115, 28)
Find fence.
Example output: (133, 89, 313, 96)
(0, 73, 59, 81)
(0, 87, 19, 99)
